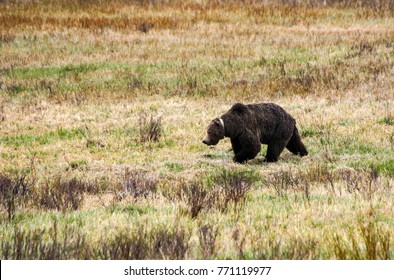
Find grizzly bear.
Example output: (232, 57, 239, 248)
(202, 102, 308, 163)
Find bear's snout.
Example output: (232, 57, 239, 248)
(202, 137, 211, 145)
(202, 136, 215, 146)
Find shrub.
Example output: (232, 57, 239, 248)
(178, 181, 209, 219)
(97, 223, 191, 260)
(340, 169, 383, 199)
(36, 177, 94, 211)
(198, 223, 218, 259)
(251, 234, 319, 260)
(0, 173, 31, 221)
(167, 169, 256, 218)
(216, 178, 252, 212)
(231, 227, 246, 259)
(332, 218, 391, 260)
(118, 168, 159, 200)
(210, 168, 255, 212)
(266, 170, 311, 202)
(98, 228, 149, 260)
(151, 226, 190, 260)
(138, 113, 162, 142)
(1, 221, 89, 260)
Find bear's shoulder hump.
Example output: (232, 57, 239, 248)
(230, 102, 248, 113)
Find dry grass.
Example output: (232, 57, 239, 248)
(0, 0, 393, 259)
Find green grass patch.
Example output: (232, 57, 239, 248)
(378, 117, 393, 126)
(372, 159, 394, 176)
(329, 136, 387, 156)
(5, 84, 27, 96)
(301, 128, 322, 138)
(105, 204, 157, 216)
(349, 159, 394, 177)
(69, 160, 88, 170)
(0, 127, 83, 147)
(165, 162, 184, 172)
(4, 63, 104, 79)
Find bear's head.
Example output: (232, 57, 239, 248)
(202, 118, 225, 146)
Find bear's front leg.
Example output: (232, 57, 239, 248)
(230, 138, 242, 155)
(233, 133, 261, 163)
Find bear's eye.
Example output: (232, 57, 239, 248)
(209, 126, 218, 134)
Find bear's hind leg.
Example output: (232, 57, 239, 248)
(286, 126, 308, 156)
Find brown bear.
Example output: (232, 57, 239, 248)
(202, 102, 308, 163)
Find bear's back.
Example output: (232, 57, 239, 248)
(246, 103, 294, 122)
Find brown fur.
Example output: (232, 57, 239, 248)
(203, 102, 308, 163)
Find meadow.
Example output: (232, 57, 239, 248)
(0, 0, 393, 259)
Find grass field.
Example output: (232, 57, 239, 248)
(0, 0, 393, 259)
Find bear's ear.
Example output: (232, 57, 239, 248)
(231, 103, 247, 114)
(213, 118, 221, 125)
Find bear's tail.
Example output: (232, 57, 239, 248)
(286, 126, 308, 156)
